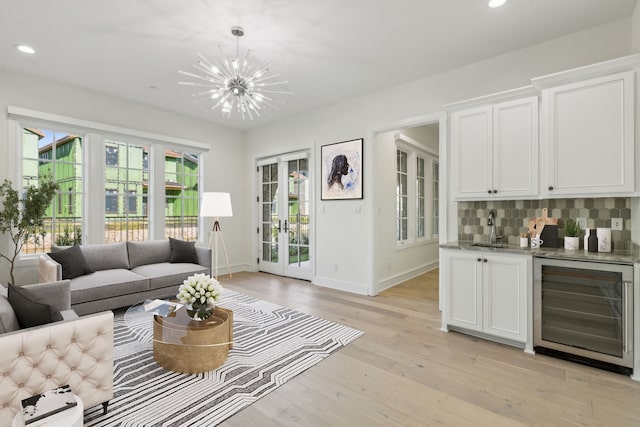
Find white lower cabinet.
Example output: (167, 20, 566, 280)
(442, 249, 530, 344)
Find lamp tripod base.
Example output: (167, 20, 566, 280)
(208, 220, 232, 280)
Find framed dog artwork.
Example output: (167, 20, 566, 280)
(321, 138, 363, 200)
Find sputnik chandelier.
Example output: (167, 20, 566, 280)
(178, 26, 291, 120)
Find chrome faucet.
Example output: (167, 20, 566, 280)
(488, 210, 497, 244)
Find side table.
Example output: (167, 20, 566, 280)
(12, 394, 83, 427)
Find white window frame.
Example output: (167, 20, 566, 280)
(8, 106, 209, 262)
(395, 133, 439, 248)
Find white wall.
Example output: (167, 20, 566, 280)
(633, 0, 640, 52)
(400, 125, 439, 153)
(0, 69, 248, 284)
(246, 18, 632, 295)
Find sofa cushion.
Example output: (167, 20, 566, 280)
(127, 240, 171, 269)
(69, 270, 149, 304)
(22, 280, 72, 320)
(0, 292, 20, 333)
(8, 284, 52, 328)
(47, 245, 94, 279)
(80, 242, 129, 271)
(169, 238, 198, 264)
(132, 263, 210, 290)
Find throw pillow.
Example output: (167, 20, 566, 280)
(0, 293, 20, 333)
(8, 284, 52, 328)
(47, 245, 94, 279)
(169, 237, 199, 264)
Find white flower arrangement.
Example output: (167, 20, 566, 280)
(176, 273, 223, 307)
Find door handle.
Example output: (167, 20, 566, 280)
(276, 220, 281, 232)
(283, 220, 289, 233)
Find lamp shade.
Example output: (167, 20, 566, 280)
(200, 192, 233, 217)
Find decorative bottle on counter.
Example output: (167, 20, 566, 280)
(587, 229, 598, 252)
(583, 228, 590, 251)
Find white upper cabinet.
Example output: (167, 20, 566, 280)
(493, 98, 539, 198)
(451, 105, 492, 199)
(539, 70, 635, 197)
(451, 96, 539, 200)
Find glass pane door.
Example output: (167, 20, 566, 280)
(285, 158, 310, 276)
(259, 162, 280, 274)
(258, 154, 311, 280)
(541, 265, 623, 357)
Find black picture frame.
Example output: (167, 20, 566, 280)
(320, 138, 363, 200)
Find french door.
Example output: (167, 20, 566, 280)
(258, 152, 311, 280)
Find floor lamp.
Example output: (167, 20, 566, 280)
(200, 192, 233, 280)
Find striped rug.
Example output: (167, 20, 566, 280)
(83, 290, 363, 426)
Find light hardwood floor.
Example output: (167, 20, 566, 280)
(219, 270, 640, 427)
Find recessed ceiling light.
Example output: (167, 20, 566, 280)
(488, 0, 508, 8)
(15, 44, 36, 54)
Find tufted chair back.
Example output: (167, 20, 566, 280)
(0, 311, 113, 426)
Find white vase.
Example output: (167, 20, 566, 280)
(564, 236, 580, 250)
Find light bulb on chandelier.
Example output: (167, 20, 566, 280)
(178, 26, 292, 120)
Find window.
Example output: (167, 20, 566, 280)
(21, 127, 84, 254)
(164, 151, 200, 241)
(11, 108, 207, 255)
(395, 137, 438, 245)
(68, 187, 74, 214)
(396, 149, 408, 241)
(127, 191, 137, 213)
(104, 140, 148, 242)
(433, 161, 439, 238)
(105, 189, 118, 212)
(106, 145, 119, 166)
(417, 156, 425, 238)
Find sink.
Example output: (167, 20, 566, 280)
(470, 242, 508, 249)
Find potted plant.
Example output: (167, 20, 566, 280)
(0, 178, 59, 284)
(563, 218, 581, 250)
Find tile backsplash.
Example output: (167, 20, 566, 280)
(458, 198, 632, 250)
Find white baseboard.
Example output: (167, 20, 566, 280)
(374, 260, 439, 294)
(311, 275, 370, 295)
(215, 263, 254, 278)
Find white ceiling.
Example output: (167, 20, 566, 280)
(0, 0, 637, 130)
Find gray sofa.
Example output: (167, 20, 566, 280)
(39, 240, 211, 315)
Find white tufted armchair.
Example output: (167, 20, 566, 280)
(0, 310, 114, 426)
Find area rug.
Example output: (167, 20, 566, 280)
(83, 290, 363, 426)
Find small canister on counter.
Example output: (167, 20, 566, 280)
(597, 228, 611, 252)
(520, 233, 528, 248)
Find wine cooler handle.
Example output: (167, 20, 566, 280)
(624, 281, 632, 354)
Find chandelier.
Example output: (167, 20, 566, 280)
(178, 26, 291, 120)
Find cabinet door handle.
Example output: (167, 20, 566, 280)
(483, 259, 488, 263)
(487, 190, 492, 194)
(477, 258, 482, 262)
(492, 189, 497, 194)
(548, 186, 554, 191)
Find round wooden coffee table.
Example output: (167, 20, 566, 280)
(153, 306, 233, 374)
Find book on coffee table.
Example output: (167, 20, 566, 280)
(142, 299, 183, 317)
(21, 384, 77, 425)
